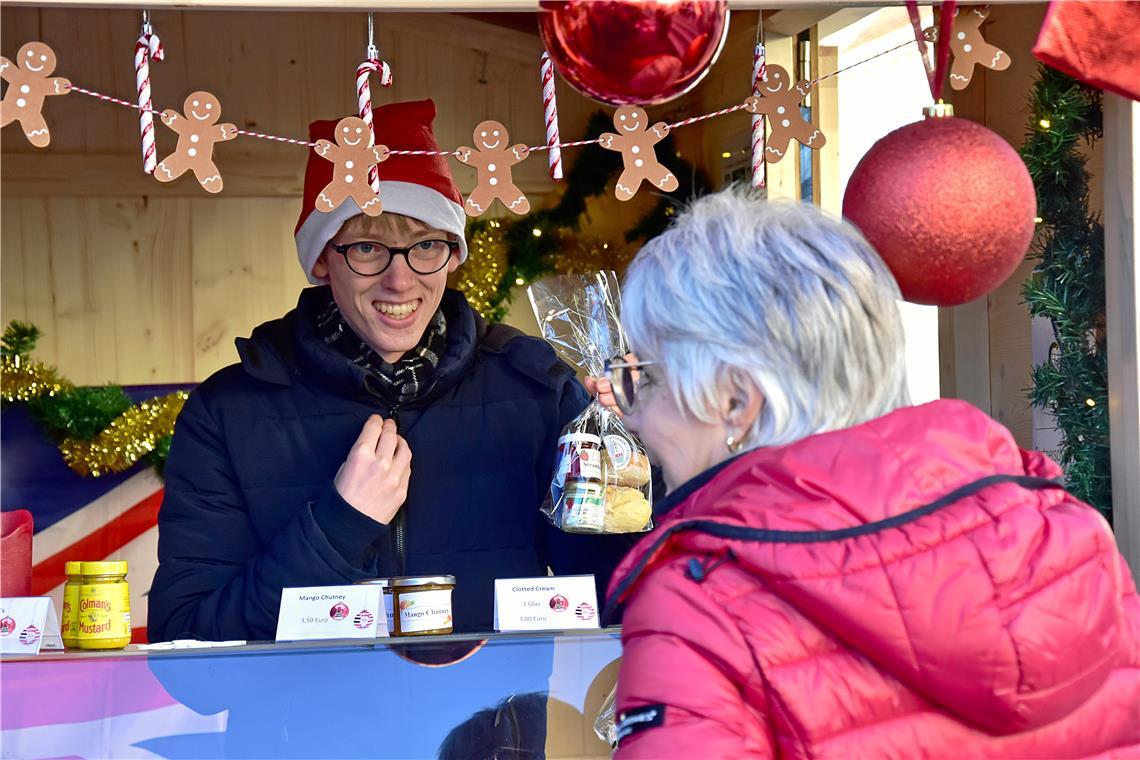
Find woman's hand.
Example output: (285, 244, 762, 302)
(584, 352, 637, 417)
(583, 375, 621, 416)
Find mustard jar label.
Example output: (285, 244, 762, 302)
(78, 583, 131, 641)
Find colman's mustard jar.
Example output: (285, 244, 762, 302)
(61, 561, 83, 648)
(77, 561, 131, 649)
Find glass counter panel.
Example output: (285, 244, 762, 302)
(1, 629, 622, 759)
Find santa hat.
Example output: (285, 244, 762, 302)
(295, 99, 468, 284)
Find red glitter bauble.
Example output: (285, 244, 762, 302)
(538, 0, 729, 106)
(843, 116, 1037, 306)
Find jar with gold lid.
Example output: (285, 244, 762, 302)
(390, 576, 455, 636)
(77, 561, 131, 650)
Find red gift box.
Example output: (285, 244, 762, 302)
(1034, 0, 1140, 102)
(1, 510, 33, 597)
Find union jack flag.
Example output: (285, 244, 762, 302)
(0, 384, 228, 757)
(1, 385, 190, 644)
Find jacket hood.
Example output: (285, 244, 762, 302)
(235, 286, 483, 403)
(607, 400, 1128, 735)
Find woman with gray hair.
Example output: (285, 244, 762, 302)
(601, 187, 1138, 758)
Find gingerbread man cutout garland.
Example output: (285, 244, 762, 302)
(1, 42, 71, 148)
(456, 120, 530, 216)
(156, 91, 237, 193)
(598, 106, 678, 202)
(949, 6, 1011, 91)
(744, 64, 826, 163)
(313, 116, 391, 217)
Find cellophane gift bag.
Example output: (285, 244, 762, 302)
(528, 272, 653, 534)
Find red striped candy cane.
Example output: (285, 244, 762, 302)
(540, 51, 563, 181)
(135, 27, 164, 175)
(751, 42, 767, 189)
(357, 54, 393, 194)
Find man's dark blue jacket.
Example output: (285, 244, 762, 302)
(148, 287, 633, 641)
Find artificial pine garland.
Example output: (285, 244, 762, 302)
(1, 321, 185, 478)
(1018, 65, 1110, 519)
(463, 110, 710, 321)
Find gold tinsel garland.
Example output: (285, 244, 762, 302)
(452, 220, 634, 320)
(452, 220, 510, 319)
(59, 392, 188, 477)
(0, 355, 73, 402)
(2, 354, 187, 478)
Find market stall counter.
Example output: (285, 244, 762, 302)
(1, 629, 622, 758)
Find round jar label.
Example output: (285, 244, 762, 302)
(604, 435, 633, 471)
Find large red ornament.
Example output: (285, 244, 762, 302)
(843, 115, 1037, 306)
(538, 0, 729, 106)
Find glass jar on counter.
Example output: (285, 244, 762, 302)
(61, 561, 83, 648)
(77, 561, 131, 650)
(390, 576, 456, 636)
(354, 578, 394, 635)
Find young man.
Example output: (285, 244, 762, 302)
(148, 99, 631, 641)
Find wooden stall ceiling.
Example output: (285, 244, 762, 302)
(0, 8, 599, 385)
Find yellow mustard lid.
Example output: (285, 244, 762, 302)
(65, 561, 84, 576)
(81, 560, 128, 576)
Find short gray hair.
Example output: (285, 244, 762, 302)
(621, 186, 911, 450)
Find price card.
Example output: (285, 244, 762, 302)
(275, 585, 384, 642)
(494, 575, 600, 632)
(0, 597, 64, 655)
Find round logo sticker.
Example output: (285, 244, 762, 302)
(0, 616, 15, 636)
(575, 603, 596, 622)
(604, 435, 633, 471)
(353, 610, 374, 629)
(549, 595, 569, 611)
(329, 602, 350, 621)
(19, 625, 41, 646)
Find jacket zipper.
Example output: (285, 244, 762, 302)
(389, 404, 407, 576)
(361, 378, 408, 576)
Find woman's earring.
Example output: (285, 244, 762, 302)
(726, 434, 744, 453)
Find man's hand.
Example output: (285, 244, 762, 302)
(334, 415, 411, 525)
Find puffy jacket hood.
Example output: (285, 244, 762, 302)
(607, 400, 1128, 735)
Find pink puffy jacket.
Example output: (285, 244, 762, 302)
(606, 400, 1139, 758)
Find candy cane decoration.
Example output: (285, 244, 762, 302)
(751, 42, 767, 189)
(356, 57, 392, 194)
(135, 16, 164, 175)
(540, 51, 563, 181)
(357, 13, 394, 194)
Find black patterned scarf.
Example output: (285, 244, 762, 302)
(315, 291, 447, 405)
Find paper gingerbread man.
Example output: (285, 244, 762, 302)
(598, 106, 678, 202)
(1, 42, 71, 148)
(156, 91, 237, 193)
(313, 116, 391, 217)
(949, 6, 1011, 91)
(456, 120, 530, 216)
(744, 65, 826, 163)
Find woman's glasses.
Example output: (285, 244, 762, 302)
(604, 358, 658, 415)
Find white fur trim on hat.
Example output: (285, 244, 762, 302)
(295, 181, 468, 285)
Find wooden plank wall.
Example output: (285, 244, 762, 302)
(3, 7, 774, 384)
(943, 3, 1082, 449)
(0, 8, 606, 385)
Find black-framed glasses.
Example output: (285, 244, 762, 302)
(328, 238, 458, 276)
(605, 357, 658, 415)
